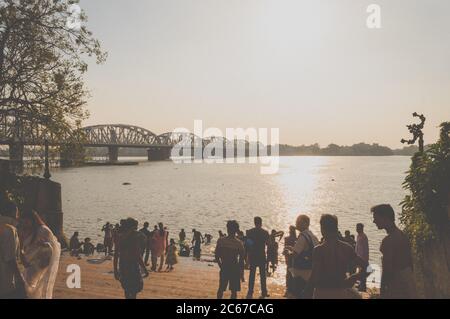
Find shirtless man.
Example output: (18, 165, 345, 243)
(371, 204, 417, 298)
(309, 214, 369, 299)
(215, 220, 245, 299)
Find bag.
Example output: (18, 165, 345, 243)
(292, 233, 313, 270)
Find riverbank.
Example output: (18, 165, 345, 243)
(53, 253, 376, 299)
(54, 253, 285, 299)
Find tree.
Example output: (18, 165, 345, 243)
(400, 121, 450, 297)
(0, 0, 106, 141)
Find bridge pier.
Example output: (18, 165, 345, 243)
(147, 147, 171, 161)
(108, 146, 119, 162)
(9, 142, 24, 174)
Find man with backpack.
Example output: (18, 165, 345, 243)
(286, 214, 319, 298)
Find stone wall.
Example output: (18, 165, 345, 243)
(0, 160, 68, 248)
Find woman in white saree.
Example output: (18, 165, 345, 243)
(18, 209, 61, 299)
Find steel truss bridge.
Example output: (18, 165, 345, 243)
(0, 117, 263, 166)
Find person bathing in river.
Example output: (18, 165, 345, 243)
(165, 239, 178, 271)
(267, 230, 284, 275)
(371, 204, 417, 299)
(114, 218, 149, 299)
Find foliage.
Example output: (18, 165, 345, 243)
(0, 0, 106, 140)
(278, 142, 394, 156)
(0, 163, 25, 206)
(400, 122, 450, 252)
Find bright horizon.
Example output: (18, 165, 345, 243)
(79, 0, 450, 148)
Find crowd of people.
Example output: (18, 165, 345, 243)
(1, 197, 417, 300)
(214, 204, 417, 299)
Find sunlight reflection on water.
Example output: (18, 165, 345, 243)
(51, 156, 409, 288)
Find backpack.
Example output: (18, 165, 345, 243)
(293, 232, 314, 270)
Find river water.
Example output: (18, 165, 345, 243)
(50, 156, 410, 287)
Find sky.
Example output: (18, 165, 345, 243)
(78, 0, 450, 148)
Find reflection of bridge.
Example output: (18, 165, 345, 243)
(0, 121, 266, 170)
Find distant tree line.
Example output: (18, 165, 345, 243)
(278, 143, 422, 156)
(0, 143, 424, 158)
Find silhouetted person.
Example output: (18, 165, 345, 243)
(219, 230, 226, 238)
(355, 223, 369, 292)
(114, 218, 148, 299)
(112, 223, 120, 251)
(236, 230, 246, 282)
(215, 220, 245, 299)
(165, 239, 178, 271)
(286, 215, 319, 298)
(309, 214, 368, 299)
(205, 233, 213, 245)
(179, 229, 186, 243)
(371, 204, 417, 298)
(246, 216, 269, 299)
(69, 231, 82, 257)
(344, 230, 356, 248)
(139, 222, 151, 266)
(267, 230, 283, 275)
(82, 238, 95, 256)
(102, 222, 113, 256)
(192, 229, 204, 260)
(151, 223, 168, 272)
(283, 225, 297, 296)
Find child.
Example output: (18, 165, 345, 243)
(82, 238, 95, 256)
(165, 239, 178, 271)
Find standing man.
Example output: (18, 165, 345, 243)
(309, 214, 369, 299)
(192, 229, 204, 261)
(371, 204, 417, 298)
(102, 222, 113, 256)
(246, 216, 270, 299)
(355, 223, 369, 292)
(215, 220, 245, 299)
(192, 228, 204, 260)
(286, 214, 319, 298)
(179, 229, 186, 243)
(0, 201, 25, 299)
(114, 218, 149, 299)
(282, 225, 297, 296)
(139, 222, 151, 266)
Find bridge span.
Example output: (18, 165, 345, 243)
(0, 121, 267, 171)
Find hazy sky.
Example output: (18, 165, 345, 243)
(78, 0, 450, 148)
